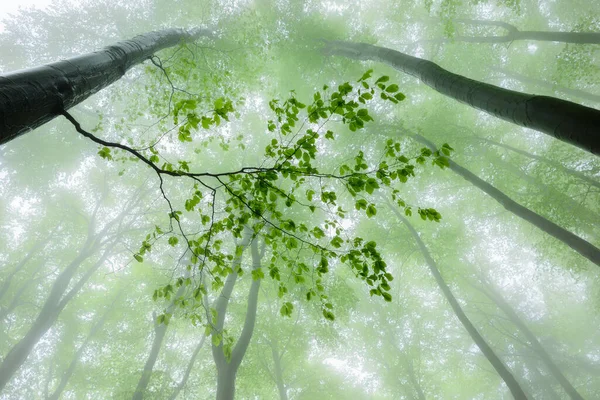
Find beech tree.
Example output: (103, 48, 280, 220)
(1, 1, 598, 399)
(325, 41, 600, 155)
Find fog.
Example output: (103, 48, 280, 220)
(0, 1, 599, 399)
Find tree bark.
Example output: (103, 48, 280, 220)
(409, 133, 600, 267)
(326, 41, 600, 155)
(474, 278, 584, 400)
(0, 28, 211, 145)
(387, 204, 528, 399)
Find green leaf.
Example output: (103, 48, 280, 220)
(280, 302, 294, 317)
(366, 204, 377, 218)
(375, 75, 390, 83)
(358, 69, 373, 81)
(168, 237, 179, 246)
(134, 254, 143, 263)
(330, 236, 343, 248)
(322, 309, 335, 321)
(385, 84, 399, 93)
(98, 147, 112, 160)
(355, 199, 368, 210)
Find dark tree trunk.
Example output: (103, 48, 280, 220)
(0, 28, 211, 145)
(409, 133, 600, 266)
(448, 20, 600, 45)
(326, 41, 600, 154)
(475, 278, 584, 400)
(387, 205, 528, 399)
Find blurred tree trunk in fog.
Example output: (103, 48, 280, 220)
(211, 234, 263, 400)
(479, 147, 600, 228)
(0, 233, 51, 302)
(133, 272, 189, 400)
(491, 67, 600, 105)
(47, 290, 121, 400)
(0, 192, 139, 390)
(461, 133, 600, 191)
(442, 20, 600, 45)
(327, 41, 600, 155)
(0, 28, 211, 145)
(263, 337, 288, 400)
(472, 277, 584, 400)
(168, 335, 206, 400)
(407, 133, 600, 267)
(387, 204, 528, 399)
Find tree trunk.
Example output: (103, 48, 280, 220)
(475, 278, 584, 400)
(169, 335, 206, 400)
(212, 235, 264, 400)
(387, 204, 528, 400)
(491, 67, 600, 105)
(464, 134, 600, 191)
(0, 247, 96, 390)
(0, 28, 211, 145)
(326, 41, 600, 154)
(448, 20, 600, 45)
(408, 133, 600, 267)
(133, 272, 189, 400)
(0, 233, 51, 302)
(268, 341, 288, 400)
(215, 367, 237, 400)
(47, 291, 119, 400)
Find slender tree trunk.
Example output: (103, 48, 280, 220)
(0, 28, 212, 145)
(268, 340, 288, 400)
(404, 358, 426, 400)
(47, 291, 120, 400)
(464, 134, 600, 191)
(0, 234, 51, 302)
(169, 335, 206, 400)
(212, 236, 264, 400)
(491, 67, 600, 105)
(387, 204, 528, 399)
(0, 188, 135, 390)
(326, 41, 600, 154)
(408, 133, 600, 266)
(474, 278, 584, 400)
(0, 245, 96, 390)
(480, 147, 600, 228)
(447, 20, 600, 45)
(132, 278, 188, 400)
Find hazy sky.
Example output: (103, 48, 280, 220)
(0, 0, 51, 31)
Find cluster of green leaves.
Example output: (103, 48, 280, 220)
(121, 71, 452, 325)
